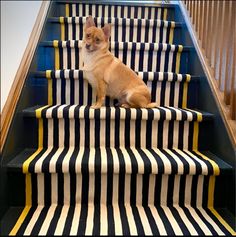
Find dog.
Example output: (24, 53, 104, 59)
(81, 16, 158, 109)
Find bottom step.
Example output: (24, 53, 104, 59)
(1, 205, 234, 235)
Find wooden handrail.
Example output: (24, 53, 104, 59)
(0, 1, 50, 152)
(181, 0, 236, 145)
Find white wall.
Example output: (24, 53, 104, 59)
(1, 1, 42, 111)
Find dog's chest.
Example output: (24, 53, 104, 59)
(83, 71, 97, 88)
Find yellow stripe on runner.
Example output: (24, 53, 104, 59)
(23, 105, 49, 173)
(9, 174, 32, 235)
(65, 4, 69, 17)
(53, 40, 60, 70)
(175, 45, 183, 74)
(182, 82, 188, 108)
(169, 21, 175, 44)
(208, 176, 236, 235)
(60, 17, 65, 41)
(163, 8, 167, 21)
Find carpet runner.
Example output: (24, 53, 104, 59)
(8, 2, 235, 236)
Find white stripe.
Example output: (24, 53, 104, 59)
(162, 25, 167, 43)
(172, 120, 180, 147)
(70, 204, 82, 235)
(62, 147, 75, 173)
(113, 204, 123, 235)
(163, 121, 169, 148)
(174, 149, 196, 174)
(164, 82, 171, 106)
(196, 175, 204, 207)
(68, 22, 72, 40)
(183, 121, 189, 149)
(88, 173, 95, 204)
(117, 6, 121, 18)
(152, 148, 172, 174)
(136, 175, 143, 205)
(110, 147, 120, 173)
(100, 147, 107, 173)
(125, 205, 137, 235)
(185, 205, 212, 235)
(38, 205, 57, 235)
(148, 175, 155, 205)
(173, 205, 198, 235)
(173, 175, 180, 205)
(119, 147, 132, 174)
(75, 147, 85, 173)
(141, 21, 145, 42)
(63, 48, 68, 69)
(161, 175, 168, 206)
(184, 150, 209, 175)
(100, 204, 108, 235)
(54, 205, 70, 235)
(49, 147, 64, 173)
(160, 51, 166, 72)
(137, 206, 153, 235)
(112, 174, 119, 204)
(64, 174, 70, 205)
(76, 174, 82, 204)
(197, 207, 225, 235)
(125, 174, 131, 204)
(142, 149, 158, 174)
(130, 147, 144, 174)
(119, 109, 125, 147)
(161, 206, 183, 235)
(149, 205, 167, 235)
(48, 119, 53, 147)
(23, 205, 44, 235)
(73, 4, 77, 16)
(37, 174, 44, 204)
(163, 149, 184, 174)
(88, 147, 95, 173)
(74, 72, 79, 104)
(110, 108, 115, 147)
(85, 204, 94, 235)
(51, 174, 58, 204)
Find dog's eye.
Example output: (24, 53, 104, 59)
(95, 38, 100, 43)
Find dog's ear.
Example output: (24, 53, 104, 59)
(85, 15, 95, 29)
(102, 24, 111, 41)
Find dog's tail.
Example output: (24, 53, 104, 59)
(146, 102, 158, 108)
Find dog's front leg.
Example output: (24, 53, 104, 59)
(91, 78, 107, 109)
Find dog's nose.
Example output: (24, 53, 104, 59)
(86, 44, 91, 49)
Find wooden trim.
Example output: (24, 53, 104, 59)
(0, 1, 50, 152)
(179, 1, 236, 146)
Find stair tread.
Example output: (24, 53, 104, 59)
(49, 16, 183, 27)
(1, 204, 233, 235)
(34, 70, 196, 82)
(40, 40, 191, 51)
(22, 105, 213, 121)
(6, 148, 232, 175)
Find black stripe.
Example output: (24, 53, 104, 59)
(131, 206, 145, 235)
(62, 206, 75, 235)
(119, 204, 130, 235)
(69, 70, 75, 104)
(30, 206, 50, 235)
(46, 205, 63, 235)
(144, 206, 160, 235)
(17, 206, 38, 235)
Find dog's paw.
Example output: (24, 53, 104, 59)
(91, 103, 102, 109)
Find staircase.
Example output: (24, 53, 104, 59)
(0, 1, 235, 235)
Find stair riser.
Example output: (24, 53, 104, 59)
(58, 17, 175, 44)
(41, 42, 184, 73)
(29, 173, 210, 207)
(64, 3, 171, 20)
(40, 118, 197, 149)
(49, 78, 188, 108)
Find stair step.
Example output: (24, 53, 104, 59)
(31, 70, 196, 107)
(57, 2, 175, 20)
(32, 70, 200, 82)
(40, 40, 192, 72)
(1, 204, 233, 235)
(48, 16, 182, 43)
(7, 147, 232, 175)
(22, 105, 212, 121)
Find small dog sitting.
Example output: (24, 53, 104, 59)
(81, 16, 158, 109)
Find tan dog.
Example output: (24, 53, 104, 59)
(81, 16, 158, 109)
